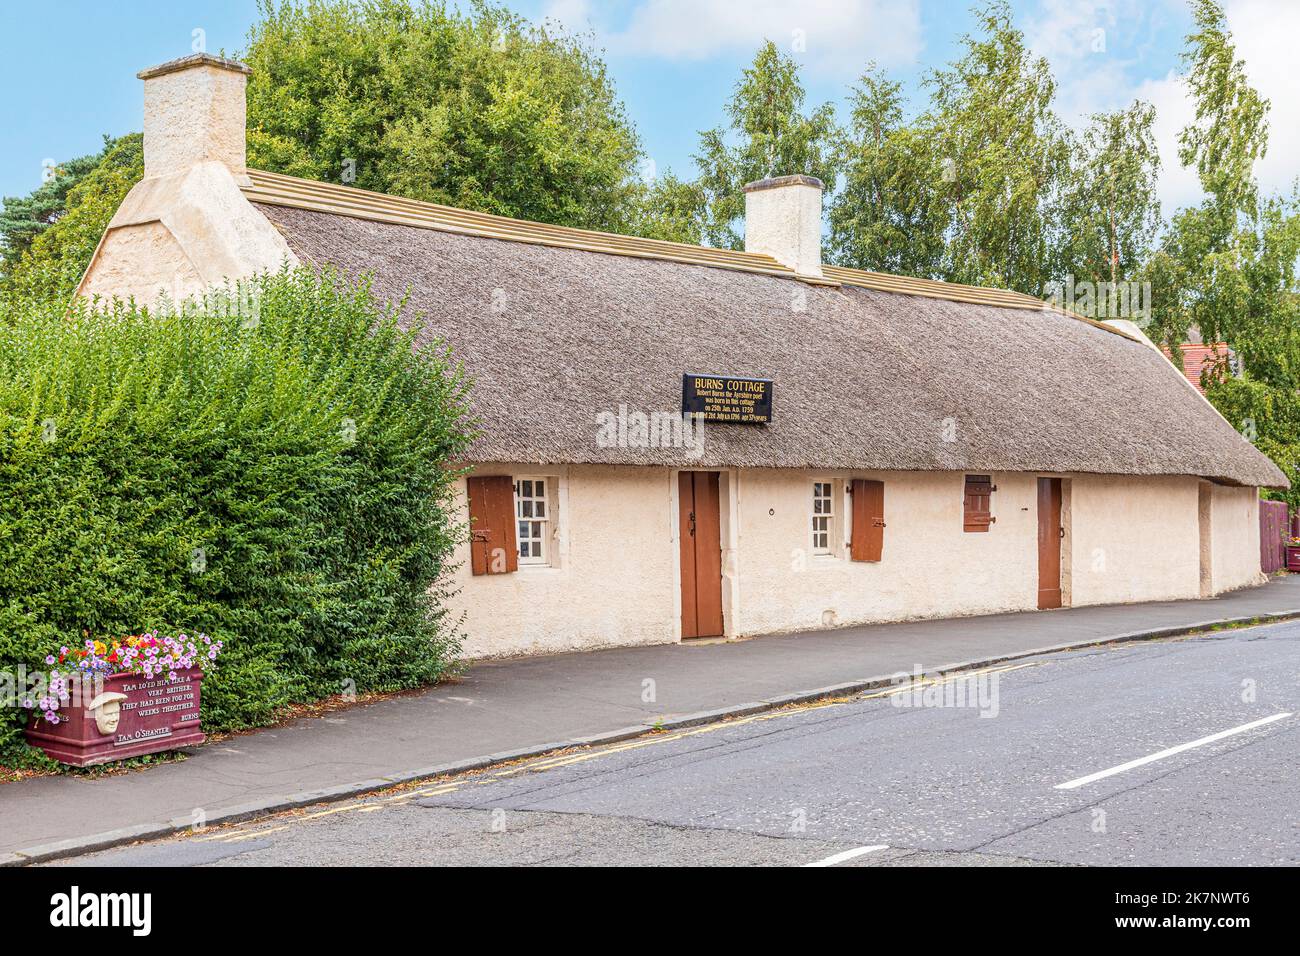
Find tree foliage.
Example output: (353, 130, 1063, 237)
(0, 143, 108, 275)
(828, 66, 945, 276)
(1142, 0, 1300, 502)
(828, 2, 1160, 298)
(244, 0, 643, 231)
(632, 172, 707, 246)
(691, 41, 838, 250)
(917, 1, 1070, 291)
(1, 0, 647, 300)
(1055, 103, 1161, 287)
(0, 135, 143, 301)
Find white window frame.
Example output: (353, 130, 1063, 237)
(513, 477, 551, 566)
(811, 480, 834, 556)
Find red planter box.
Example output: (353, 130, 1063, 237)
(1286, 547, 1300, 572)
(25, 670, 206, 767)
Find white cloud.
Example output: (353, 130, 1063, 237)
(1224, 0, 1300, 200)
(1025, 0, 1119, 64)
(1135, 0, 1300, 214)
(1025, 0, 1137, 123)
(539, 0, 595, 34)
(548, 0, 922, 75)
(1032, 0, 1299, 216)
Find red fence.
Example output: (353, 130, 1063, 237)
(1260, 500, 1288, 573)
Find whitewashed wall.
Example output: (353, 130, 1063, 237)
(452, 465, 1265, 659)
(1068, 474, 1201, 606)
(448, 464, 678, 659)
(1209, 482, 1265, 594)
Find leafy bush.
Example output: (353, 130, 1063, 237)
(0, 269, 472, 766)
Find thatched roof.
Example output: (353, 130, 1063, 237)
(248, 180, 1286, 488)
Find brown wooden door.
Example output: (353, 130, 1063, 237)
(679, 471, 724, 638)
(1037, 477, 1063, 609)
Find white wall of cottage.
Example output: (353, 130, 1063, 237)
(451, 465, 1265, 659)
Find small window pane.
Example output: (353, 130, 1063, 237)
(514, 477, 551, 565)
(812, 482, 834, 555)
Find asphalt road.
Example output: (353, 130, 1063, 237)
(56, 622, 1300, 867)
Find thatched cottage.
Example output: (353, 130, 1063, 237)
(77, 55, 1287, 658)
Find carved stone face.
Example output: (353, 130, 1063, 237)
(87, 692, 128, 736)
(94, 699, 123, 736)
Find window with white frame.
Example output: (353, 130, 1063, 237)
(514, 478, 550, 565)
(811, 481, 834, 555)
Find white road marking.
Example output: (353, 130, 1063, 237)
(803, 845, 888, 867)
(1055, 712, 1293, 791)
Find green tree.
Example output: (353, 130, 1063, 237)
(0, 142, 108, 276)
(244, 0, 644, 231)
(919, 0, 1070, 292)
(632, 171, 707, 245)
(1055, 103, 1161, 289)
(1178, 0, 1269, 218)
(828, 65, 945, 275)
(691, 40, 838, 250)
(1, 135, 143, 302)
(1142, 0, 1300, 501)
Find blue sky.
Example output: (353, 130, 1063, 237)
(2, 1, 1295, 214)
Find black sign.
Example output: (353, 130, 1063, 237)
(682, 374, 773, 424)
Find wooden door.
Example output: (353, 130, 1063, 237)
(679, 471, 724, 638)
(1037, 477, 1062, 609)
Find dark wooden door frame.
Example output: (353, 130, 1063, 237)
(678, 471, 724, 639)
(1037, 477, 1063, 610)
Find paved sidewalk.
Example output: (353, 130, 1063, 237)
(5, 576, 1300, 863)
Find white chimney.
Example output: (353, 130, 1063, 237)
(137, 53, 251, 179)
(742, 175, 825, 279)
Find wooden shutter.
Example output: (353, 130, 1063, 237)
(850, 479, 885, 562)
(467, 475, 518, 575)
(963, 475, 995, 532)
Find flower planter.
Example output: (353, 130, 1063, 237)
(25, 670, 206, 767)
(1287, 547, 1300, 572)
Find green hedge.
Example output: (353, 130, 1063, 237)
(0, 270, 472, 767)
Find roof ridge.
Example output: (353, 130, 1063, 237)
(242, 168, 1136, 339)
(243, 169, 839, 285)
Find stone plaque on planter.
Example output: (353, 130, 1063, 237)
(25, 671, 206, 767)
